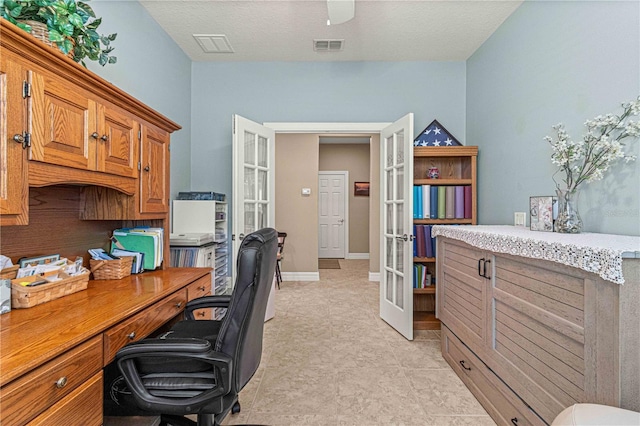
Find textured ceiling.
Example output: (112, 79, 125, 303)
(140, 0, 523, 62)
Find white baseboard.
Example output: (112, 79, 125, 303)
(368, 272, 380, 282)
(281, 272, 320, 282)
(347, 253, 370, 260)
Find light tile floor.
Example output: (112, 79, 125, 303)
(222, 259, 496, 426)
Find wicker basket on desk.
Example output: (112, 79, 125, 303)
(11, 269, 90, 308)
(90, 256, 133, 280)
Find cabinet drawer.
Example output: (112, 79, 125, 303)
(29, 371, 103, 426)
(442, 326, 544, 426)
(0, 336, 102, 425)
(103, 289, 187, 364)
(187, 275, 213, 320)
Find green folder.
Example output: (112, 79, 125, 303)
(111, 231, 157, 270)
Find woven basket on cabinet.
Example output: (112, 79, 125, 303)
(17, 20, 75, 60)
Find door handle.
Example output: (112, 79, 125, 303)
(338, 219, 344, 223)
(395, 234, 409, 242)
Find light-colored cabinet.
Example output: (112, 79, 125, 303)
(437, 235, 640, 425)
(0, 51, 29, 226)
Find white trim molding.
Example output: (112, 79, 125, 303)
(264, 122, 391, 133)
(368, 272, 380, 282)
(347, 253, 370, 260)
(281, 272, 320, 282)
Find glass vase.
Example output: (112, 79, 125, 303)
(555, 188, 583, 233)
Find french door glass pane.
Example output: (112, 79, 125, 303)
(386, 203, 393, 234)
(385, 237, 393, 268)
(257, 136, 268, 167)
(396, 130, 404, 165)
(386, 137, 394, 167)
(257, 203, 266, 229)
(396, 274, 404, 308)
(244, 132, 255, 165)
(396, 167, 404, 200)
(386, 270, 393, 302)
(396, 239, 404, 272)
(257, 170, 267, 201)
(386, 170, 393, 201)
(396, 203, 404, 236)
(244, 203, 255, 234)
(244, 167, 255, 200)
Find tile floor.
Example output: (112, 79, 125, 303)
(222, 259, 496, 426)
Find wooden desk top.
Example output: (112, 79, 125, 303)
(0, 268, 211, 387)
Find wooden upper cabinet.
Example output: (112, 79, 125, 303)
(97, 103, 138, 178)
(0, 52, 29, 225)
(29, 69, 138, 179)
(140, 125, 169, 214)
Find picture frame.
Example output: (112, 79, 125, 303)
(530, 196, 558, 232)
(19, 254, 61, 268)
(354, 182, 370, 197)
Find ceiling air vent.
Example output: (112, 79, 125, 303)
(314, 39, 344, 52)
(193, 34, 234, 53)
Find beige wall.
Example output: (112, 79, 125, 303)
(319, 144, 370, 254)
(369, 134, 380, 273)
(275, 134, 319, 273)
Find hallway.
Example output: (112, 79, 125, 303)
(223, 260, 495, 425)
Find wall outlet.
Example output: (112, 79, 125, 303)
(514, 212, 527, 227)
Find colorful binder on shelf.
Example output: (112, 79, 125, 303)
(111, 227, 164, 271)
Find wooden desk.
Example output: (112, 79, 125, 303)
(0, 268, 211, 425)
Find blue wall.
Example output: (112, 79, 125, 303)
(85, 1, 193, 198)
(190, 61, 466, 201)
(467, 0, 640, 235)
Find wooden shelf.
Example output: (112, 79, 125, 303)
(414, 178, 473, 186)
(413, 218, 474, 225)
(414, 257, 436, 262)
(414, 287, 436, 295)
(413, 311, 440, 330)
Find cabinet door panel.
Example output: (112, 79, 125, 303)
(0, 52, 28, 224)
(30, 69, 95, 171)
(140, 125, 168, 213)
(98, 103, 138, 178)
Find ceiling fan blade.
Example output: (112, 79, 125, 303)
(327, 0, 355, 25)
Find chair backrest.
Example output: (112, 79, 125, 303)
(216, 227, 278, 391)
(277, 232, 287, 256)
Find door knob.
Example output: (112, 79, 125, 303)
(90, 132, 99, 139)
(395, 234, 409, 242)
(143, 165, 150, 172)
(338, 219, 345, 223)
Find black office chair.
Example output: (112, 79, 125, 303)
(115, 228, 278, 426)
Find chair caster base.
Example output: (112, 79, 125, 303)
(231, 401, 241, 415)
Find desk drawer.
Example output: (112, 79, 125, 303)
(187, 274, 212, 320)
(0, 336, 102, 425)
(442, 326, 544, 426)
(29, 371, 102, 426)
(103, 289, 187, 364)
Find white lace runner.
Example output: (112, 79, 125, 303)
(431, 225, 640, 285)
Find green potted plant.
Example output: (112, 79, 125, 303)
(1, 0, 116, 66)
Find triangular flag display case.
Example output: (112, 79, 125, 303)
(414, 119, 462, 147)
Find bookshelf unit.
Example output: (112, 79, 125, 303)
(413, 146, 478, 330)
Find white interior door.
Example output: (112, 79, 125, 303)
(232, 115, 275, 284)
(379, 113, 414, 340)
(318, 172, 347, 258)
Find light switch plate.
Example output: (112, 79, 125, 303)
(514, 212, 526, 227)
(301, 188, 311, 196)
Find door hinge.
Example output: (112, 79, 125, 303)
(168, 143, 170, 152)
(22, 81, 31, 98)
(137, 162, 141, 171)
(138, 129, 141, 140)
(231, 234, 235, 241)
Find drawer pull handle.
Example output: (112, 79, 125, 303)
(197, 311, 205, 317)
(55, 376, 68, 389)
(175, 302, 183, 309)
(511, 418, 518, 425)
(459, 360, 471, 371)
(198, 286, 206, 291)
(484, 259, 491, 279)
(478, 258, 484, 277)
(127, 331, 136, 340)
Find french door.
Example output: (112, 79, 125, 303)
(379, 113, 414, 340)
(231, 115, 275, 283)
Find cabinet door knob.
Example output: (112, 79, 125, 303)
(144, 165, 150, 172)
(100, 134, 109, 142)
(459, 360, 471, 371)
(55, 376, 68, 388)
(90, 132, 99, 139)
(127, 331, 136, 340)
(13, 134, 25, 143)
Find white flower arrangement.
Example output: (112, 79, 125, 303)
(545, 96, 640, 193)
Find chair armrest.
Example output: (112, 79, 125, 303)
(117, 338, 233, 415)
(183, 295, 232, 320)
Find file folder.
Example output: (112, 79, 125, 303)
(111, 229, 161, 270)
